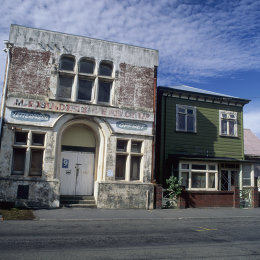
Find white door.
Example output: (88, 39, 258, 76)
(60, 151, 95, 195)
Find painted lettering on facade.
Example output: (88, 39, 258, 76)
(11, 111, 50, 122)
(10, 99, 153, 122)
(116, 121, 148, 131)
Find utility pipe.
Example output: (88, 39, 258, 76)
(0, 41, 11, 147)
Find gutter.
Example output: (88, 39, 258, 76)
(0, 40, 11, 147)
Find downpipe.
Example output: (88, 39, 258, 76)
(0, 41, 11, 148)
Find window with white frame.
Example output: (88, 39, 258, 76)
(179, 162, 218, 190)
(115, 139, 143, 181)
(12, 131, 45, 176)
(57, 57, 114, 104)
(219, 110, 237, 136)
(242, 164, 253, 187)
(176, 105, 196, 133)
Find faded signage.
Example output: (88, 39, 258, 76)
(7, 98, 153, 122)
(106, 118, 153, 135)
(116, 121, 147, 131)
(11, 111, 50, 122)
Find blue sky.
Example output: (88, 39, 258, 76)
(0, 0, 260, 137)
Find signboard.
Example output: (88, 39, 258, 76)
(5, 108, 62, 127)
(11, 111, 50, 122)
(6, 98, 154, 122)
(107, 118, 153, 135)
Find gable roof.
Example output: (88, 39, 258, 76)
(244, 129, 260, 156)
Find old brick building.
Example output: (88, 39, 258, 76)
(0, 25, 158, 208)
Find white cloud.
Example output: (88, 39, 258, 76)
(0, 0, 260, 89)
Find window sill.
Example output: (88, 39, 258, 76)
(175, 130, 197, 134)
(219, 135, 239, 138)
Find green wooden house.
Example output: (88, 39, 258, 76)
(155, 85, 256, 207)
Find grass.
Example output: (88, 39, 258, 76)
(0, 208, 35, 220)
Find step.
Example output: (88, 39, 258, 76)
(60, 200, 96, 205)
(61, 204, 97, 208)
(60, 195, 94, 200)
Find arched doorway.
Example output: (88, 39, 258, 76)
(59, 125, 96, 195)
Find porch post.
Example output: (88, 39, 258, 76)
(231, 186, 240, 208)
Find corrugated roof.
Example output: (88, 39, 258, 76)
(159, 85, 239, 98)
(244, 129, 260, 156)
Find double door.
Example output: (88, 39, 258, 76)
(220, 169, 239, 191)
(60, 151, 95, 195)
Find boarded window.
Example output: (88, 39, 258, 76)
(30, 150, 44, 176)
(58, 76, 73, 99)
(131, 141, 142, 153)
(130, 156, 140, 180)
(12, 148, 26, 175)
(115, 155, 126, 179)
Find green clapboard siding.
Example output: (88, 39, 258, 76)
(162, 97, 244, 161)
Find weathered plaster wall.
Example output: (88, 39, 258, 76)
(97, 182, 154, 209)
(0, 178, 60, 208)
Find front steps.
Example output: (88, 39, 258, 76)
(60, 195, 97, 208)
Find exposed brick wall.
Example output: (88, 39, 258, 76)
(252, 187, 259, 208)
(8, 47, 51, 96)
(119, 63, 154, 109)
(155, 184, 162, 209)
(181, 191, 234, 208)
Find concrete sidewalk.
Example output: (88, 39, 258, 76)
(33, 207, 260, 221)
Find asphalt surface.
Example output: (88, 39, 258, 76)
(33, 207, 260, 220)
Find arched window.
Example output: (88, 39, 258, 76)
(99, 62, 112, 77)
(79, 60, 94, 74)
(58, 56, 75, 99)
(60, 57, 75, 71)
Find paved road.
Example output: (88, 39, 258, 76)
(1, 217, 260, 259)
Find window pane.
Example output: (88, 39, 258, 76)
(192, 164, 206, 170)
(58, 76, 73, 98)
(242, 165, 251, 171)
(178, 114, 186, 130)
(229, 121, 235, 135)
(192, 172, 206, 188)
(243, 171, 251, 178)
(131, 141, 142, 153)
(30, 150, 43, 176)
(117, 140, 127, 152)
(187, 109, 193, 115)
(181, 172, 189, 188)
(222, 113, 228, 118)
(178, 108, 186, 114)
(99, 62, 112, 76)
(79, 60, 94, 74)
(221, 120, 227, 134)
(242, 179, 251, 186)
(187, 116, 194, 131)
(78, 79, 92, 101)
(130, 156, 140, 180)
(181, 164, 189, 169)
(98, 82, 110, 102)
(60, 57, 75, 71)
(12, 148, 26, 175)
(32, 133, 45, 146)
(209, 165, 216, 171)
(208, 173, 215, 188)
(115, 155, 126, 179)
(15, 132, 27, 144)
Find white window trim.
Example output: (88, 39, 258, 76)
(115, 139, 143, 182)
(179, 161, 218, 190)
(219, 110, 238, 137)
(57, 56, 115, 105)
(176, 104, 197, 133)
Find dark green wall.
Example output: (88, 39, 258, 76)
(158, 95, 244, 183)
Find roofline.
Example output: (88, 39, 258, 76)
(158, 85, 251, 103)
(10, 24, 159, 53)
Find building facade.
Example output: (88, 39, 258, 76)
(155, 85, 255, 208)
(0, 25, 159, 208)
